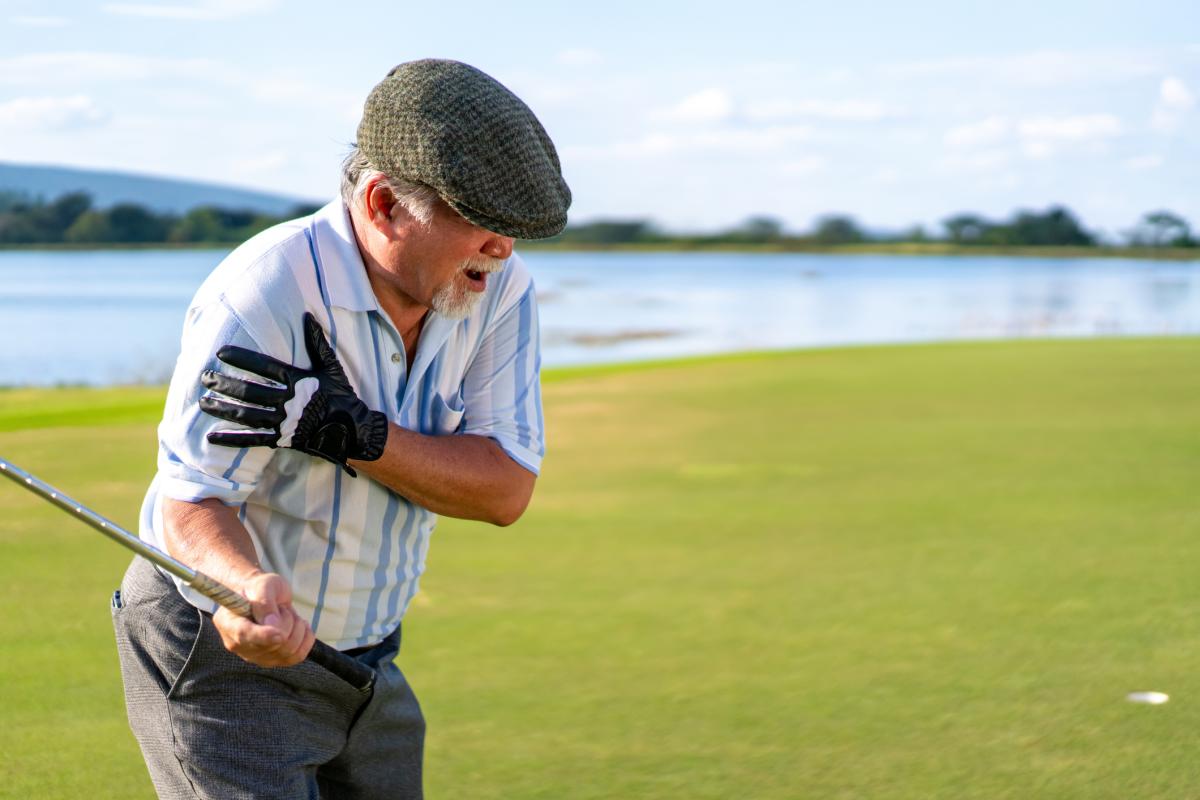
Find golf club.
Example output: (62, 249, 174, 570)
(0, 455, 375, 697)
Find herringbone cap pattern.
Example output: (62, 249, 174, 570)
(358, 59, 572, 239)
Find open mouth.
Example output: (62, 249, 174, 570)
(463, 267, 488, 292)
(463, 258, 503, 291)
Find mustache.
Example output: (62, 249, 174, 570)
(461, 255, 505, 274)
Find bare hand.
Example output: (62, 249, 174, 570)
(212, 572, 316, 668)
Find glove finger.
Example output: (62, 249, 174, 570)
(201, 370, 287, 407)
(199, 395, 284, 430)
(216, 345, 296, 386)
(303, 312, 350, 383)
(207, 430, 280, 448)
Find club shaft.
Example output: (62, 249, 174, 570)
(0, 456, 374, 696)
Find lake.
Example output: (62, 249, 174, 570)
(1, 249, 1197, 386)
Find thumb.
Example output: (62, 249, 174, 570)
(303, 312, 337, 371)
(303, 311, 351, 384)
(247, 574, 289, 626)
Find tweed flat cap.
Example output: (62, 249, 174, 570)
(357, 59, 571, 239)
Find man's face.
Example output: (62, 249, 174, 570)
(369, 193, 514, 319)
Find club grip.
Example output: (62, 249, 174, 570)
(308, 640, 377, 695)
(190, 571, 253, 617)
(191, 569, 375, 696)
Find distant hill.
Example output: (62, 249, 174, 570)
(0, 162, 319, 215)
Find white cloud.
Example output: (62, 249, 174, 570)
(938, 148, 1012, 174)
(556, 48, 602, 67)
(1124, 154, 1163, 170)
(943, 113, 1119, 159)
(1020, 140, 1055, 160)
(655, 88, 734, 123)
(1152, 76, 1195, 132)
(1013, 114, 1121, 157)
(0, 95, 107, 130)
(10, 15, 70, 27)
(231, 152, 289, 174)
(868, 166, 902, 185)
(1160, 77, 1195, 109)
(1016, 114, 1122, 141)
(745, 98, 893, 122)
(563, 124, 812, 160)
(0, 52, 219, 85)
(103, 0, 279, 20)
(883, 48, 1163, 87)
(781, 156, 826, 176)
(247, 79, 362, 122)
(945, 116, 1010, 148)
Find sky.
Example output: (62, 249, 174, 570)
(0, 0, 1196, 240)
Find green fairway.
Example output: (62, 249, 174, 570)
(1, 338, 1197, 798)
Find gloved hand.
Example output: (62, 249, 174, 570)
(199, 312, 389, 476)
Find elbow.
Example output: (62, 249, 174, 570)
(486, 479, 534, 527)
(481, 445, 536, 527)
(488, 495, 529, 527)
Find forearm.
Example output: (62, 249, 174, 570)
(162, 497, 264, 593)
(351, 424, 535, 526)
(162, 496, 313, 666)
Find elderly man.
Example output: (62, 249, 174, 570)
(111, 59, 569, 799)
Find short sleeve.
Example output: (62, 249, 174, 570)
(461, 286, 545, 474)
(154, 299, 277, 504)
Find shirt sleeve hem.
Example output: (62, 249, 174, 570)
(157, 475, 254, 505)
(483, 436, 542, 475)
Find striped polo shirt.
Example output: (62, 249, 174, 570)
(138, 199, 544, 650)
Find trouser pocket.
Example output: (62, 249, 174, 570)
(112, 558, 204, 696)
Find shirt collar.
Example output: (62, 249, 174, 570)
(307, 198, 462, 385)
(310, 199, 380, 313)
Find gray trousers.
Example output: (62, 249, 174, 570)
(112, 558, 425, 799)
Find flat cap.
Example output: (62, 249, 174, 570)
(357, 59, 571, 239)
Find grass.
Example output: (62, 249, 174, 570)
(0, 338, 1198, 798)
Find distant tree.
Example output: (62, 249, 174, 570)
(64, 210, 116, 243)
(0, 214, 42, 243)
(168, 206, 273, 243)
(942, 213, 991, 244)
(169, 207, 226, 243)
(897, 224, 930, 243)
(812, 214, 866, 245)
(289, 202, 324, 217)
(0, 191, 32, 214)
(107, 203, 172, 242)
(37, 192, 93, 240)
(1002, 206, 1094, 246)
(1132, 210, 1192, 247)
(737, 215, 785, 241)
(555, 219, 658, 245)
(0, 192, 299, 245)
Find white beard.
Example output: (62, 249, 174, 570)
(430, 279, 483, 319)
(430, 255, 505, 319)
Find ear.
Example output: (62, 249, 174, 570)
(361, 177, 424, 242)
(362, 177, 397, 229)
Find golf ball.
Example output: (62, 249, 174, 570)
(1126, 691, 1169, 705)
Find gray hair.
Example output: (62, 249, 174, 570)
(340, 146, 441, 227)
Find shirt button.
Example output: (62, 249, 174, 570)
(391, 353, 402, 364)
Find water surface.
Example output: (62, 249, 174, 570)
(1, 249, 1196, 386)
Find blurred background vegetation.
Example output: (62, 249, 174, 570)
(1, 189, 1194, 251)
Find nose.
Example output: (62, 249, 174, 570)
(481, 235, 514, 260)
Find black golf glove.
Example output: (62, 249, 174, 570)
(199, 312, 389, 477)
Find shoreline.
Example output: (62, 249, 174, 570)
(1, 241, 1197, 260)
(4, 334, 1198, 399)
